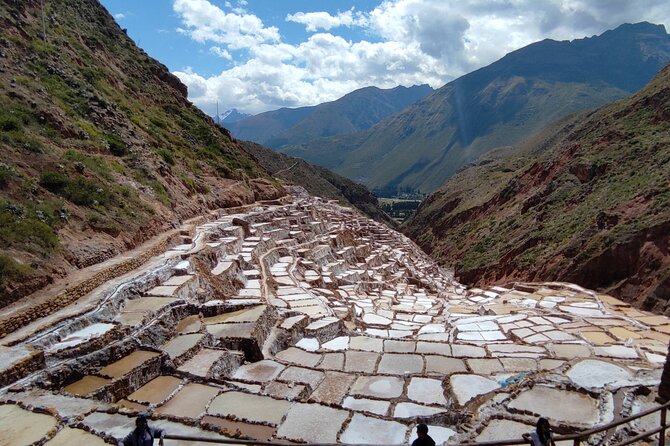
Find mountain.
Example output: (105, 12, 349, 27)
(217, 108, 250, 124)
(240, 141, 396, 228)
(0, 0, 285, 307)
(402, 62, 670, 312)
(280, 22, 670, 196)
(226, 84, 433, 147)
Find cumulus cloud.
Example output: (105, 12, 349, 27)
(173, 0, 279, 49)
(113, 12, 126, 20)
(171, 0, 670, 115)
(286, 9, 368, 32)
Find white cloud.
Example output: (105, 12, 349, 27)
(173, 0, 279, 50)
(171, 0, 670, 115)
(210, 46, 232, 60)
(286, 9, 368, 32)
(113, 12, 126, 20)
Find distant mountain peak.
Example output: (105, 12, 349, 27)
(217, 108, 251, 124)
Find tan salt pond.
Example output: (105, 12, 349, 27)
(0, 404, 58, 446)
(310, 371, 356, 405)
(161, 333, 204, 359)
(44, 426, 108, 446)
(475, 419, 534, 442)
(63, 375, 111, 396)
(509, 386, 600, 425)
(98, 350, 160, 379)
(177, 348, 225, 377)
(208, 391, 292, 425)
(127, 376, 182, 405)
(154, 383, 220, 419)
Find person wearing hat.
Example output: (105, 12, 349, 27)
(118, 414, 165, 446)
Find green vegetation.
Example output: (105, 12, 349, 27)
(0, 200, 60, 256)
(0, 255, 33, 289)
(380, 199, 421, 223)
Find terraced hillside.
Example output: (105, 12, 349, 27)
(1, 190, 668, 444)
(281, 22, 670, 196)
(0, 0, 344, 307)
(404, 62, 670, 313)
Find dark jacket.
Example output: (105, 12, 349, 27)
(120, 426, 164, 446)
(412, 435, 436, 446)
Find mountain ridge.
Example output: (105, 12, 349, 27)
(226, 84, 433, 147)
(280, 22, 670, 196)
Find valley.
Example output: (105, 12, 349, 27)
(2, 0, 670, 444)
(1, 189, 669, 444)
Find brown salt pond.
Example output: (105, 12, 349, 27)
(176, 315, 202, 334)
(154, 383, 220, 419)
(201, 415, 277, 441)
(63, 375, 111, 396)
(0, 404, 59, 446)
(127, 376, 182, 405)
(98, 350, 160, 379)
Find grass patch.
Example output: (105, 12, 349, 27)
(0, 255, 33, 288)
(0, 201, 59, 256)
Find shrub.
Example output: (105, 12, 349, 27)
(40, 171, 68, 193)
(0, 114, 21, 132)
(157, 148, 176, 166)
(105, 133, 127, 156)
(62, 178, 112, 207)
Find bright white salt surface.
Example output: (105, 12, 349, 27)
(567, 359, 632, 389)
(50, 323, 115, 351)
(407, 377, 447, 405)
(450, 374, 500, 405)
(296, 338, 320, 352)
(394, 402, 445, 418)
(340, 413, 407, 445)
(321, 336, 349, 351)
(362, 314, 393, 325)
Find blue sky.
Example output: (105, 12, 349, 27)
(99, 0, 670, 116)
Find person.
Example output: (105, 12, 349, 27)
(526, 417, 556, 446)
(412, 423, 436, 446)
(118, 414, 165, 446)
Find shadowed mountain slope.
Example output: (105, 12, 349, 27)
(403, 62, 670, 313)
(240, 141, 395, 228)
(281, 22, 670, 196)
(226, 84, 433, 148)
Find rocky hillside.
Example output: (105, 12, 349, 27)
(227, 84, 433, 148)
(240, 140, 396, 228)
(281, 22, 670, 196)
(0, 0, 285, 307)
(403, 63, 670, 313)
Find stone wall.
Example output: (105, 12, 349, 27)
(0, 233, 181, 339)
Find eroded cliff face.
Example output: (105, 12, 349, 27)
(0, 0, 284, 306)
(404, 64, 670, 313)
